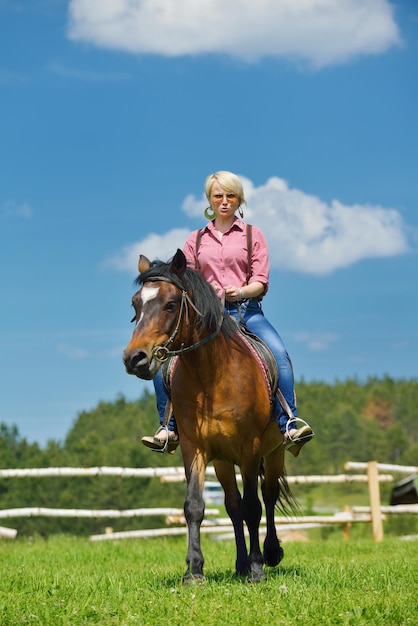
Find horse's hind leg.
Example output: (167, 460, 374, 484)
(261, 449, 285, 567)
(182, 448, 206, 584)
(214, 460, 249, 577)
(241, 462, 265, 582)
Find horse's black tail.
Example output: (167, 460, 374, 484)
(259, 459, 300, 516)
(276, 472, 301, 516)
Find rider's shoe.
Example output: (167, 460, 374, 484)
(141, 427, 179, 454)
(283, 419, 314, 458)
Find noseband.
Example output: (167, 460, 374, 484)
(142, 275, 224, 363)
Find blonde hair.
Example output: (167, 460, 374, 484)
(205, 171, 246, 206)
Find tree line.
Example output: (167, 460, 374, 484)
(0, 377, 417, 536)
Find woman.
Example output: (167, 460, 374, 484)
(142, 171, 314, 456)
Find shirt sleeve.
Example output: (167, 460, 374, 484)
(249, 225, 270, 295)
(183, 230, 199, 269)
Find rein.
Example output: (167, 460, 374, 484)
(143, 275, 224, 363)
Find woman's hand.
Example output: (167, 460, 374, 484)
(224, 285, 242, 301)
(210, 283, 223, 296)
(224, 281, 265, 302)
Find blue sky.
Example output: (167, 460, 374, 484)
(1, 0, 417, 446)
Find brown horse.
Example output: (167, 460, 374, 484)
(123, 249, 294, 583)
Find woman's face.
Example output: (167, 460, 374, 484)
(210, 180, 240, 219)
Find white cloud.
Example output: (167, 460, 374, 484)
(57, 343, 89, 359)
(103, 228, 191, 274)
(68, 0, 401, 68)
(1, 201, 33, 218)
(0, 68, 25, 84)
(49, 62, 134, 82)
(105, 175, 410, 276)
(16, 202, 33, 218)
(292, 331, 339, 351)
(57, 342, 122, 359)
(186, 175, 410, 275)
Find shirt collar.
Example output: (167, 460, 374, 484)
(205, 216, 245, 235)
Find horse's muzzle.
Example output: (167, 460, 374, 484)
(122, 348, 153, 380)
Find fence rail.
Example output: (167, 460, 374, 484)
(0, 461, 416, 541)
(345, 461, 418, 474)
(0, 507, 188, 519)
(0, 466, 186, 479)
(0, 466, 395, 484)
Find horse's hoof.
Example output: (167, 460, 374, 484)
(234, 568, 250, 579)
(182, 574, 205, 586)
(247, 563, 266, 583)
(264, 547, 284, 567)
(235, 560, 250, 577)
(248, 571, 267, 584)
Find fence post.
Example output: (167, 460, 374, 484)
(342, 505, 351, 541)
(367, 460, 383, 541)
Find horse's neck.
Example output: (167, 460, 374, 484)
(183, 336, 233, 379)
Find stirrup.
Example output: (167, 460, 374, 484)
(284, 417, 314, 442)
(283, 418, 314, 457)
(141, 426, 179, 455)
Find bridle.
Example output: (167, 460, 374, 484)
(141, 275, 224, 363)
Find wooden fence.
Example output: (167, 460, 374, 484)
(0, 461, 417, 541)
(344, 461, 418, 541)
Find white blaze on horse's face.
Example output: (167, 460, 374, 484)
(141, 285, 159, 304)
(136, 285, 160, 326)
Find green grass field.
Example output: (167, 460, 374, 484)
(0, 534, 417, 625)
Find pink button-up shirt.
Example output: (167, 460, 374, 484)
(183, 217, 270, 298)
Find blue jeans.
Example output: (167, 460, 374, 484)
(153, 363, 177, 432)
(152, 299, 297, 434)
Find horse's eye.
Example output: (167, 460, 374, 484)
(164, 301, 176, 313)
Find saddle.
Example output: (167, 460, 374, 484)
(160, 322, 281, 422)
(236, 323, 278, 402)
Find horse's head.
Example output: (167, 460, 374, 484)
(122, 249, 192, 379)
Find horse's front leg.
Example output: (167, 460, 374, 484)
(214, 460, 249, 577)
(182, 448, 207, 584)
(241, 461, 265, 583)
(261, 448, 285, 567)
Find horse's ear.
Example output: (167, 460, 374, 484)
(138, 255, 151, 273)
(171, 249, 187, 277)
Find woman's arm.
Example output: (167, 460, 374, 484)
(223, 280, 265, 302)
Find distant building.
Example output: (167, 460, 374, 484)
(203, 481, 223, 505)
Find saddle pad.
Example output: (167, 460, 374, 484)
(237, 326, 278, 403)
(161, 327, 278, 404)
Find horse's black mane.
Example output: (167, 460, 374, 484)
(136, 259, 238, 339)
